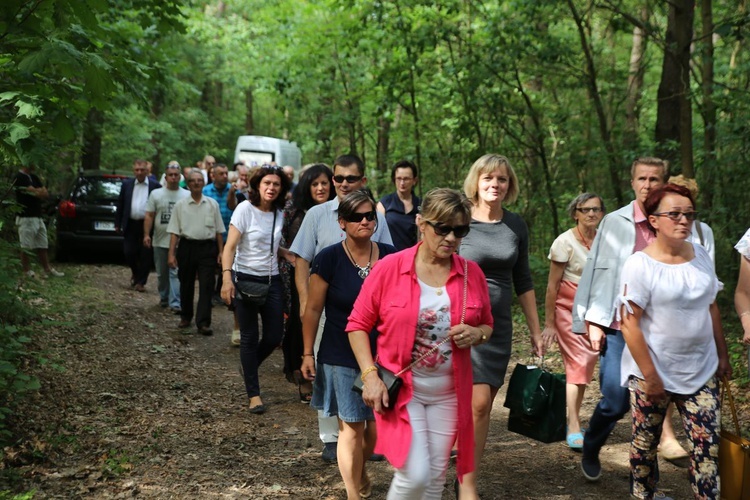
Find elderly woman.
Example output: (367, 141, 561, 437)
(735, 228, 750, 373)
(221, 165, 292, 414)
(347, 188, 493, 500)
(281, 163, 335, 402)
(376, 160, 421, 250)
(541, 193, 604, 450)
(458, 154, 543, 496)
(618, 184, 731, 499)
(300, 190, 396, 500)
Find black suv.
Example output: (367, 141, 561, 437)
(55, 170, 131, 261)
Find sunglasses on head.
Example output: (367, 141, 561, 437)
(653, 211, 699, 222)
(425, 220, 470, 238)
(333, 174, 363, 184)
(341, 211, 377, 223)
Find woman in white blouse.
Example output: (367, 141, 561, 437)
(541, 193, 604, 449)
(734, 227, 750, 374)
(618, 183, 731, 499)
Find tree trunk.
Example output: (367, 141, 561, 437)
(700, 0, 716, 212)
(244, 86, 254, 134)
(655, 0, 695, 176)
(81, 107, 103, 171)
(624, 6, 649, 152)
(566, 0, 623, 207)
(376, 115, 391, 193)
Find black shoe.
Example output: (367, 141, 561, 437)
(178, 319, 191, 329)
(581, 454, 602, 482)
(249, 404, 266, 415)
(198, 326, 213, 336)
(368, 453, 384, 462)
(322, 442, 337, 463)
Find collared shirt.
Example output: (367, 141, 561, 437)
(633, 202, 655, 252)
(289, 198, 393, 262)
(167, 195, 226, 241)
(130, 179, 149, 220)
(203, 183, 232, 240)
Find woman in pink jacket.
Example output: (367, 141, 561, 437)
(347, 188, 493, 499)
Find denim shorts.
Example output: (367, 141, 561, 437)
(311, 363, 374, 423)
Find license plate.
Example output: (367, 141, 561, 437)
(94, 221, 115, 231)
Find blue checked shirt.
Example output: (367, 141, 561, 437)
(202, 183, 232, 241)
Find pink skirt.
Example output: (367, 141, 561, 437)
(555, 280, 598, 384)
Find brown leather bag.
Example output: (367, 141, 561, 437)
(720, 377, 750, 500)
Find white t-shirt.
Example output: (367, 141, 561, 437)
(617, 243, 720, 394)
(229, 201, 283, 276)
(412, 278, 453, 385)
(548, 228, 590, 284)
(146, 187, 189, 248)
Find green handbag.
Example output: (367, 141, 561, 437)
(503, 361, 567, 443)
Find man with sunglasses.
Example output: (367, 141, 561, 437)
(573, 157, 687, 488)
(289, 154, 392, 463)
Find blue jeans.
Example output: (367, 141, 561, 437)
(234, 273, 284, 399)
(153, 247, 180, 308)
(583, 328, 630, 458)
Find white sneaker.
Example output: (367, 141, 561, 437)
(46, 268, 64, 277)
(25, 270, 36, 278)
(231, 330, 241, 346)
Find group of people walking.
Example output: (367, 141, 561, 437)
(105, 151, 747, 500)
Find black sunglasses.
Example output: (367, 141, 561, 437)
(425, 220, 470, 238)
(576, 207, 603, 214)
(333, 174, 363, 184)
(653, 211, 699, 222)
(341, 211, 377, 223)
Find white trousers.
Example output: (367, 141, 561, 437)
(314, 309, 339, 443)
(387, 373, 457, 500)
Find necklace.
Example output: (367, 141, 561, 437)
(344, 240, 373, 279)
(576, 225, 594, 251)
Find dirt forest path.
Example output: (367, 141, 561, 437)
(9, 263, 702, 499)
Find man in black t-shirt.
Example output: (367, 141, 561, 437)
(14, 165, 64, 278)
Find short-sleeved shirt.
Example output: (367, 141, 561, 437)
(548, 228, 590, 284)
(312, 242, 396, 368)
(229, 201, 283, 276)
(618, 244, 720, 394)
(14, 171, 43, 217)
(202, 183, 232, 240)
(145, 187, 190, 248)
(167, 195, 225, 241)
(379, 192, 421, 250)
(289, 198, 393, 262)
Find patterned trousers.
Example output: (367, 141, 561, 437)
(628, 376, 721, 500)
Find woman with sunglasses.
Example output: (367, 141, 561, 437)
(457, 154, 543, 498)
(300, 190, 396, 500)
(346, 188, 493, 499)
(618, 184, 730, 499)
(541, 193, 605, 450)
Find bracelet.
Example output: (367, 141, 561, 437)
(360, 365, 378, 382)
(301, 353, 314, 360)
(222, 269, 232, 273)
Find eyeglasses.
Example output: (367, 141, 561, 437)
(576, 207, 603, 214)
(333, 175, 363, 184)
(653, 211, 699, 221)
(341, 211, 377, 223)
(424, 220, 471, 238)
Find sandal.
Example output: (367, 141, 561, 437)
(566, 432, 584, 450)
(298, 382, 313, 404)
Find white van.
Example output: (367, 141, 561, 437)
(234, 136, 302, 171)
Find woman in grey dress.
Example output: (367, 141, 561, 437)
(458, 154, 543, 498)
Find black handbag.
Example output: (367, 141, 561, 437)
(352, 260, 468, 409)
(233, 210, 276, 306)
(352, 364, 403, 403)
(235, 279, 270, 305)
